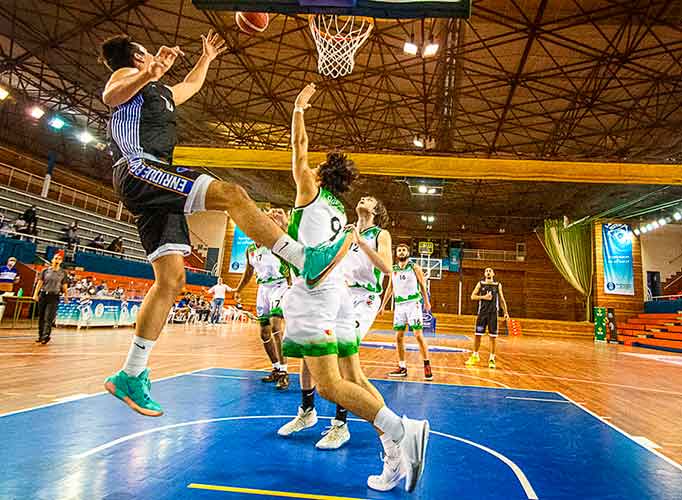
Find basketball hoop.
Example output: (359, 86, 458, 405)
(309, 14, 373, 78)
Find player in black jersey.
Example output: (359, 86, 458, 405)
(98, 33, 352, 417)
(466, 267, 509, 369)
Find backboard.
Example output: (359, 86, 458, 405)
(192, 0, 472, 19)
(413, 256, 442, 280)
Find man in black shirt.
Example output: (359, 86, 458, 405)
(466, 267, 510, 369)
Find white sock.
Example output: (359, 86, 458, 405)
(380, 433, 400, 458)
(490, 353, 495, 360)
(122, 336, 155, 377)
(272, 235, 305, 269)
(280, 363, 288, 372)
(273, 362, 280, 370)
(373, 406, 405, 443)
(398, 360, 406, 369)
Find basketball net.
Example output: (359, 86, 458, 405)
(309, 15, 373, 78)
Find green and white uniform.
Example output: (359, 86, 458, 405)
(391, 262, 424, 331)
(282, 188, 356, 358)
(344, 226, 384, 340)
(247, 243, 289, 325)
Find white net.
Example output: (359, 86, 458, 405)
(309, 15, 373, 79)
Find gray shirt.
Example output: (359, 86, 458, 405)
(40, 268, 68, 295)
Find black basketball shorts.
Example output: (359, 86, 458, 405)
(475, 311, 499, 337)
(113, 158, 216, 262)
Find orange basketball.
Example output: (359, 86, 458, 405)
(235, 12, 269, 34)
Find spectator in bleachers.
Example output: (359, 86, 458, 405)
(13, 217, 30, 238)
(21, 205, 38, 235)
(96, 281, 109, 296)
(0, 256, 20, 293)
(88, 234, 106, 251)
(195, 295, 211, 323)
(0, 215, 12, 238)
(107, 236, 124, 254)
(61, 222, 80, 249)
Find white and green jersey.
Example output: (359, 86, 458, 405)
(344, 226, 384, 293)
(247, 243, 288, 285)
(391, 262, 422, 304)
(288, 188, 347, 276)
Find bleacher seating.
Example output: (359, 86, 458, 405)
(0, 184, 146, 259)
(618, 312, 682, 353)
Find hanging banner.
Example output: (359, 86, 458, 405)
(228, 225, 254, 274)
(448, 248, 462, 272)
(602, 223, 634, 296)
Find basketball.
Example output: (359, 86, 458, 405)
(235, 12, 269, 34)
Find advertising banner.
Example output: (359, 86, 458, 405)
(228, 226, 254, 274)
(602, 223, 634, 296)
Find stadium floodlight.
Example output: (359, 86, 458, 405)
(633, 228, 640, 236)
(658, 218, 667, 226)
(640, 225, 648, 234)
(48, 116, 65, 130)
(78, 130, 94, 144)
(0, 86, 8, 101)
(29, 106, 45, 119)
(418, 185, 428, 194)
(403, 36, 418, 56)
(413, 137, 424, 148)
(423, 40, 439, 57)
(674, 212, 682, 221)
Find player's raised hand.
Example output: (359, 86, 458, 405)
(295, 83, 316, 110)
(202, 29, 227, 61)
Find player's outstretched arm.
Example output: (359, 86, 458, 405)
(103, 46, 179, 107)
(291, 84, 318, 205)
(171, 30, 226, 106)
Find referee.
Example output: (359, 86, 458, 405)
(33, 251, 69, 345)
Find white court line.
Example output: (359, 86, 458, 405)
(505, 396, 570, 404)
(72, 415, 538, 499)
(556, 391, 682, 472)
(361, 361, 511, 389)
(362, 359, 682, 397)
(430, 430, 538, 500)
(0, 367, 214, 419)
(189, 374, 248, 380)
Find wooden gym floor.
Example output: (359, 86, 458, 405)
(0, 322, 681, 467)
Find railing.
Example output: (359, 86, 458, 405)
(663, 273, 682, 291)
(0, 161, 135, 223)
(651, 294, 682, 301)
(463, 249, 525, 262)
(2, 231, 213, 276)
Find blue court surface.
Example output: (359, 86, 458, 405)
(2, 368, 681, 500)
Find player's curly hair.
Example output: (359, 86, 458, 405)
(318, 152, 358, 197)
(373, 198, 390, 228)
(99, 35, 139, 72)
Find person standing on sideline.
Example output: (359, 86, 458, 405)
(22, 205, 38, 235)
(33, 251, 69, 344)
(208, 277, 232, 324)
(466, 267, 509, 369)
(381, 244, 433, 380)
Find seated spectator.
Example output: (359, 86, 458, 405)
(88, 234, 106, 250)
(0, 216, 12, 238)
(22, 205, 38, 235)
(195, 296, 211, 323)
(61, 222, 80, 249)
(106, 236, 124, 254)
(0, 256, 20, 293)
(95, 281, 109, 297)
(13, 217, 29, 239)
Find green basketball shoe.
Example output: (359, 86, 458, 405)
(104, 368, 163, 417)
(302, 229, 353, 288)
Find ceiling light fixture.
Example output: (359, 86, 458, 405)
(29, 106, 45, 119)
(423, 39, 439, 57)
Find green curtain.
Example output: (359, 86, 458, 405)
(538, 220, 594, 321)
